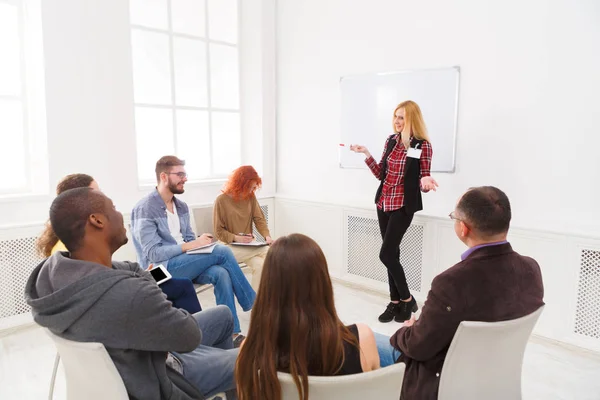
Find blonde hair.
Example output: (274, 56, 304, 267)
(393, 100, 431, 148)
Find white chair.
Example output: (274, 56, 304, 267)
(277, 362, 405, 400)
(45, 329, 226, 400)
(44, 329, 128, 400)
(438, 306, 545, 400)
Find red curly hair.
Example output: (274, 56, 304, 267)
(223, 165, 262, 201)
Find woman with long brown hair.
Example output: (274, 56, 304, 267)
(351, 100, 438, 323)
(36, 173, 202, 314)
(236, 234, 381, 400)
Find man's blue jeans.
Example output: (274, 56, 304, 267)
(167, 245, 256, 333)
(374, 332, 402, 367)
(174, 306, 239, 399)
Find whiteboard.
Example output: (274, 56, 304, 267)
(340, 67, 459, 172)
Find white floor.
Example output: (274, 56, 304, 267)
(2, 281, 600, 399)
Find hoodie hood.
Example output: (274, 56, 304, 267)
(25, 252, 145, 333)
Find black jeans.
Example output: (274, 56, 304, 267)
(377, 207, 414, 301)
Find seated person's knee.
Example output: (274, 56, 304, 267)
(212, 267, 231, 284)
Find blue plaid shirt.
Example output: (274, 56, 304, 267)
(131, 189, 196, 269)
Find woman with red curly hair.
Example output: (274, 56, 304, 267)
(213, 165, 272, 289)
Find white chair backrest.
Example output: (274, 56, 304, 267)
(438, 306, 544, 400)
(44, 329, 128, 400)
(191, 205, 213, 235)
(277, 362, 405, 400)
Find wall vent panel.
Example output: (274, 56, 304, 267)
(0, 236, 43, 319)
(252, 205, 269, 242)
(574, 249, 600, 339)
(346, 215, 423, 292)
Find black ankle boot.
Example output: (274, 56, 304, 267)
(378, 302, 399, 323)
(395, 297, 418, 322)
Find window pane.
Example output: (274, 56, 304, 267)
(0, 3, 22, 96)
(131, 29, 172, 105)
(135, 107, 174, 182)
(173, 38, 208, 107)
(211, 112, 240, 175)
(129, 0, 168, 30)
(208, 0, 237, 44)
(0, 100, 26, 191)
(209, 44, 239, 109)
(172, 0, 206, 37)
(176, 110, 210, 179)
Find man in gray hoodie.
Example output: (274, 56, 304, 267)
(25, 187, 238, 399)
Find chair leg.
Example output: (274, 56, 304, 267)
(48, 353, 60, 400)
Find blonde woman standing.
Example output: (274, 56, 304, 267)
(351, 100, 438, 323)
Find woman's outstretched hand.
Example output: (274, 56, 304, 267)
(349, 144, 371, 158)
(420, 176, 439, 192)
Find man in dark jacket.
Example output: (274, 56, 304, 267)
(385, 186, 544, 399)
(25, 187, 238, 400)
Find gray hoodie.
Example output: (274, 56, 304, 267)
(25, 252, 205, 400)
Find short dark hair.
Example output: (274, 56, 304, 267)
(36, 173, 96, 257)
(456, 186, 511, 237)
(49, 187, 107, 252)
(155, 155, 185, 183)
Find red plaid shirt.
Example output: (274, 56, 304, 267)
(365, 136, 433, 212)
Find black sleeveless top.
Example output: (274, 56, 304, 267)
(336, 324, 363, 376)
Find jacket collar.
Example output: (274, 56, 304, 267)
(150, 188, 183, 211)
(464, 242, 514, 261)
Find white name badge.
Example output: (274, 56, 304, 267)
(407, 148, 422, 159)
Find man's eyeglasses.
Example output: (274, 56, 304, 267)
(448, 211, 462, 221)
(168, 172, 187, 179)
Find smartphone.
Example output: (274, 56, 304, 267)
(149, 264, 172, 285)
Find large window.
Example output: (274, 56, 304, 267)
(0, 0, 47, 197)
(129, 0, 241, 184)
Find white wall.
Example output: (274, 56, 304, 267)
(0, 0, 277, 227)
(276, 0, 600, 237)
(275, 0, 600, 352)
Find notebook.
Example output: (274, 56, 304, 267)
(186, 239, 218, 254)
(231, 240, 268, 247)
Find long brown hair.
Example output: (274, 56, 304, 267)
(393, 100, 431, 149)
(36, 174, 95, 257)
(236, 234, 359, 400)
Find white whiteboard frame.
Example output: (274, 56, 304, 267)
(339, 66, 460, 173)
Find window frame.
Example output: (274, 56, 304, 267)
(129, 0, 242, 187)
(0, 0, 48, 199)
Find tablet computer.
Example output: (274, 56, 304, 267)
(149, 264, 172, 285)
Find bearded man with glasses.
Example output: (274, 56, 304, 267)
(131, 155, 255, 349)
